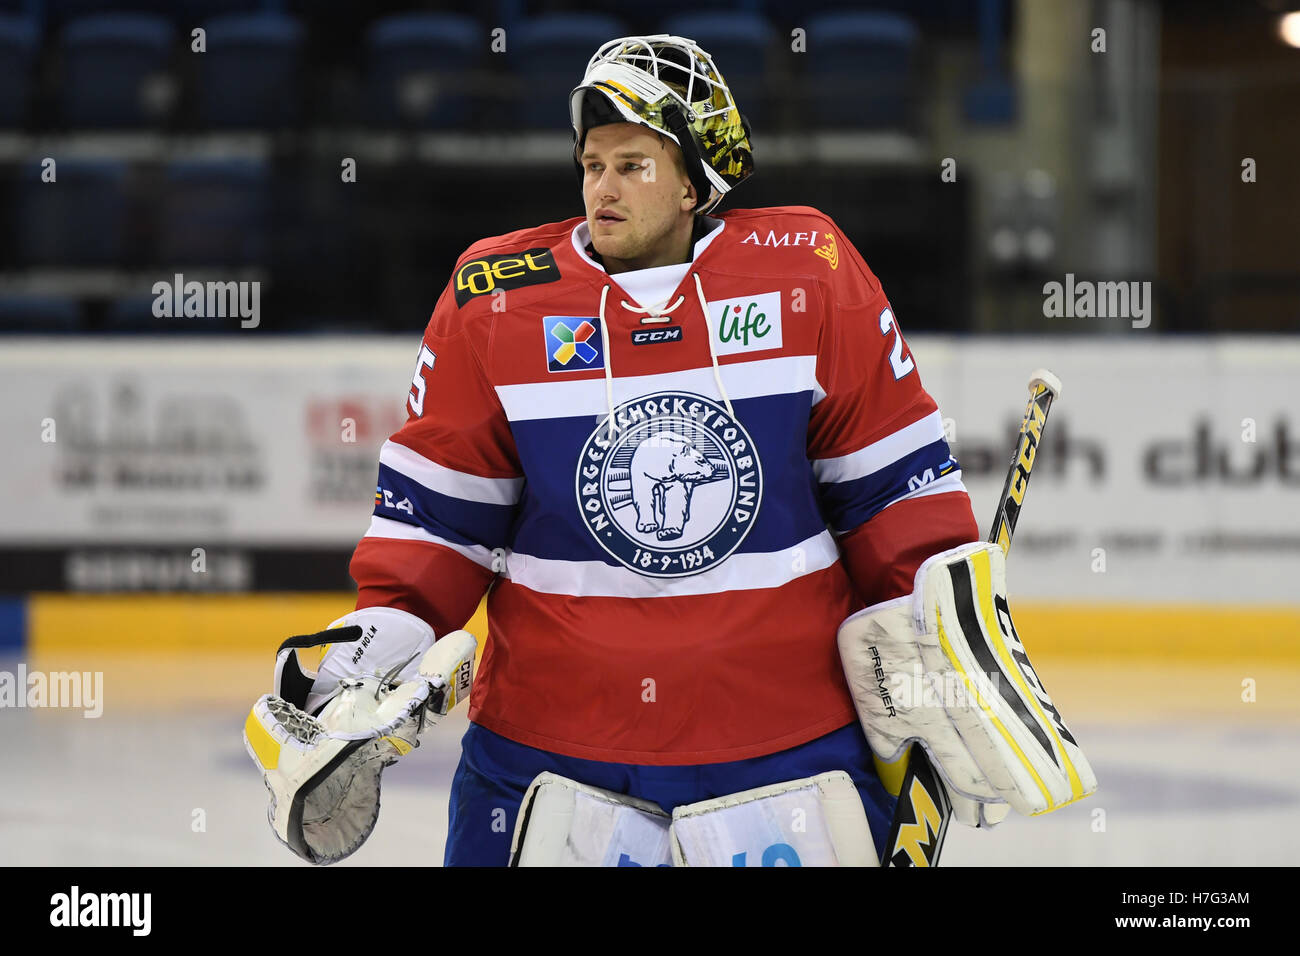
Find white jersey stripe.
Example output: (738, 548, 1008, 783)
(380, 439, 523, 505)
(362, 515, 497, 569)
(501, 529, 840, 599)
(811, 410, 946, 485)
(495, 354, 824, 422)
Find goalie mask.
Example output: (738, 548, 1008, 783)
(570, 34, 754, 216)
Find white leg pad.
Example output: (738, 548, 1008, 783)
(509, 772, 672, 867)
(669, 771, 879, 867)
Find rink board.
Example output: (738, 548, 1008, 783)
(1, 336, 1297, 608)
(10, 594, 1299, 723)
(17, 592, 1300, 664)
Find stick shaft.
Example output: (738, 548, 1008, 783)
(988, 369, 1062, 557)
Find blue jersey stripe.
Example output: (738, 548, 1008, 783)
(507, 391, 829, 562)
(374, 462, 517, 549)
(817, 439, 959, 531)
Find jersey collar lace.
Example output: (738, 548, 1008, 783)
(569, 216, 735, 439)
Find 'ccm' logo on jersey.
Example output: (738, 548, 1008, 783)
(631, 326, 683, 345)
(705, 291, 783, 356)
(454, 248, 561, 307)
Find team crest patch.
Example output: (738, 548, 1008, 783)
(575, 391, 763, 578)
(546, 316, 605, 372)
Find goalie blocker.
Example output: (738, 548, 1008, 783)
(838, 541, 1097, 821)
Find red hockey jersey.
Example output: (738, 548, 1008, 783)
(350, 205, 977, 764)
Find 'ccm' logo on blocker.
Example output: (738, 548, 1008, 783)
(705, 291, 783, 356)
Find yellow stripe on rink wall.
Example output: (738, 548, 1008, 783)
(1010, 603, 1300, 662)
(27, 593, 491, 659)
(23, 594, 1298, 663)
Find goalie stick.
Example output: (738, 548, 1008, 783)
(878, 368, 1063, 867)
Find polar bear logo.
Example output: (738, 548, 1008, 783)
(628, 434, 716, 540)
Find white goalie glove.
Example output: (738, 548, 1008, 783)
(838, 541, 1097, 823)
(272, 606, 440, 716)
(243, 607, 476, 864)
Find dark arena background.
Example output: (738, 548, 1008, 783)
(0, 0, 1297, 869)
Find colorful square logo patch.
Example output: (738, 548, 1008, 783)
(545, 316, 605, 373)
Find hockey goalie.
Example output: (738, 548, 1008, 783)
(244, 33, 1096, 866)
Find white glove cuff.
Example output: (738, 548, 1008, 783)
(273, 606, 436, 715)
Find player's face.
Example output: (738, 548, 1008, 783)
(580, 123, 697, 270)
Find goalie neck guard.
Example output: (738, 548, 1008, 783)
(569, 34, 754, 216)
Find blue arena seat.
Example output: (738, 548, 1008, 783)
(801, 12, 919, 130)
(0, 295, 84, 333)
(640, 0, 745, 15)
(181, 0, 268, 22)
(0, 15, 38, 127)
(12, 158, 131, 267)
(365, 13, 483, 128)
(508, 13, 628, 130)
(660, 12, 775, 130)
(158, 157, 270, 266)
(59, 13, 176, 128)
(47, 1, 170, 26)
(49, 1, 266, 27)
(763, 0, 965, 29)
(196, 12, 305, 128)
